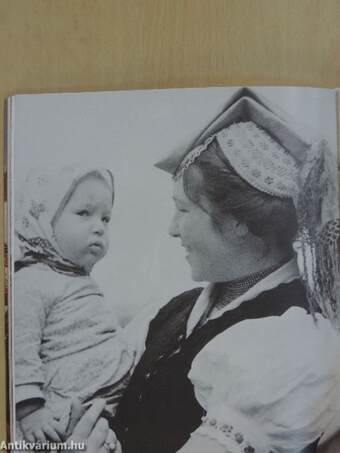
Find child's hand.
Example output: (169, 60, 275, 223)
(20, 406, 65, 443)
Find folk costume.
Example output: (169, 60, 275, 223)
(113, 88, 340, 453)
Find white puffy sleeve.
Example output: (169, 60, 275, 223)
(188, 307, 340, 453)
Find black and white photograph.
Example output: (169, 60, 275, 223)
(7, 86, 340, 453)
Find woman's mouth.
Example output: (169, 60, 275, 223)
(183, 245, 191, 259)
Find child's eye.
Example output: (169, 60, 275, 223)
(102, 216, 111, 224)
(77, 210, 90, 217)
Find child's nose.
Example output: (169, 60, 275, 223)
(92, 219, 105, 235)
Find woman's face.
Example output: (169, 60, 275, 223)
(169, 177, 242, 282)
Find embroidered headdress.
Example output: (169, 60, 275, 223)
(155, 87, 339, 328)
(175, 121, 300, 199)
(15, 165, 114, 275)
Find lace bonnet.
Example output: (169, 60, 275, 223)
(155, 87, 339, 328)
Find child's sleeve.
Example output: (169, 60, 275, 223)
(14, 269, 49, 405)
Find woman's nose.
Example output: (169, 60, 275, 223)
(168, 213, 180, 238)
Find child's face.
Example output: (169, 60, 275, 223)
(53, 175, 113, 273)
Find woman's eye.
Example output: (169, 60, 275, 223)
(77, 210, 90, 217)
(178, 208, 188, 213)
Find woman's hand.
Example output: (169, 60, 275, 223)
(66, 399, 122, 453)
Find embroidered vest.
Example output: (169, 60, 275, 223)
(113, 280, 317, 453)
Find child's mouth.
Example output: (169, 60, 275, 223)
(89, 242, 103, 253)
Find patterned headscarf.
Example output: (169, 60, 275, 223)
(14, 165, 114, 275)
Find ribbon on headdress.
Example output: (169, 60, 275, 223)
(294, 139, 340, 328)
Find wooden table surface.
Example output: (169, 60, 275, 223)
(1, 0, 339, 445)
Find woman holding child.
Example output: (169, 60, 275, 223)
(109, 89, 340, 453)
(17, 88, 340, 453)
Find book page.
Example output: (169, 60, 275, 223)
(6, 86, 340, 452)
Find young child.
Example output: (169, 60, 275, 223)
(14, 166, 133, 444)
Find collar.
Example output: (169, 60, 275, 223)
(186, 258, 300, 336)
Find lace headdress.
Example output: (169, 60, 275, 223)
(155, 87, 339, 328)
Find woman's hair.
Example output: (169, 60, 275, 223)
(182, 139, 298, 252)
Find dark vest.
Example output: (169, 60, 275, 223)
(112, 280, 318, 453)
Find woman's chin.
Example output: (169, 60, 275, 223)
(189, 267, 206, 282)
(187, 254, 211, 282)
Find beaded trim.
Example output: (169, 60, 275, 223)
(174, 121, 299, 199)
(200, 416, 260, 453)
(199, 416, 276, 453)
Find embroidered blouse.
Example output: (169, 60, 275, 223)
(122, 259, 340, 452)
